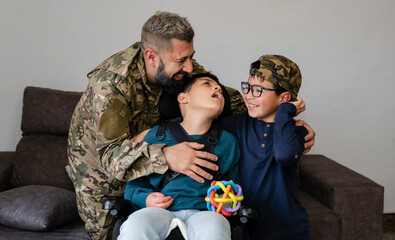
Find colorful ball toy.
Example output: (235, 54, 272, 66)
(205, 180, 244, 217)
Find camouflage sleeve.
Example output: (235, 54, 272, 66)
(100, 140, 168, 182)
(224, 86, 247, 114)
(90, 71, 168, 182)
(190, 59, 207, 76)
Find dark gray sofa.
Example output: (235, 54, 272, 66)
(0, 86, 384, 239)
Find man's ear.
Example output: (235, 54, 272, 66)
(280, 92, 292, 103)
(143, 48, 158, 67)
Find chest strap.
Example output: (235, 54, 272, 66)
(155, 120, 223, 190)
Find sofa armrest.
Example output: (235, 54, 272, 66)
(0, 151, 15, 192)
(299, 154, 384, 240)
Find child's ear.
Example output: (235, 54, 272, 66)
(143, 48, 158, 67)
(280, 92, 292, 103)
(177, 92, 188, 104)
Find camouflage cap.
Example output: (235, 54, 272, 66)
(251, 55, 302, 100)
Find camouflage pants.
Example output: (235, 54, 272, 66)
(75, 189, 117, 240)
(66, 164, 123, 240)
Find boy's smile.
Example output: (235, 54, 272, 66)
(243, 75, 281, 123)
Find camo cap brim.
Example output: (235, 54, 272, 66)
(251, 55, 302, 100)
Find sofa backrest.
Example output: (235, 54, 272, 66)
(9, 87, 82, 191)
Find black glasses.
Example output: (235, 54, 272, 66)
(241, 81, 276, 98)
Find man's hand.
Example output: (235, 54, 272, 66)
(163, 142, 219, 183)
(295, 119, 315, 154)
(291, 97, 306, 116)
(146, 192, 173, 208)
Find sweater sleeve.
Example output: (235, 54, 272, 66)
(124, 177, 155, 209)
(273, 103, 307, 166)
(215, 130, 240, 184)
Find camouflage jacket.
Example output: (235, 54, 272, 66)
(67, 42, 246, 199)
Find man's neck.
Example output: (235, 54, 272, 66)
(180, 114, 215, 135)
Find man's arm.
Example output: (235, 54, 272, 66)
(295, 120, 315, 154)
(290, 96, 315, 154)
(74, 72, 169, 182)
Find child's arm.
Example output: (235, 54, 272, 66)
(273, 102, 308, 166)
(292, 97, 315, 153)
(124, 177, 156, 209)
(291, 96, 306, 116)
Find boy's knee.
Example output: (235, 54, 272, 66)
(130, 207, 172, 223)
(119, 208, 174, 239)
(188, 211, 231, 239)
(203, 211, 229, 224)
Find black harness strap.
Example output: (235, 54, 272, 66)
(167, 121, 219, 154)
(155, 120, 168, 141)
(156, 120, 223, 190)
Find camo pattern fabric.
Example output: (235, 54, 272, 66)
(253, 54, 302, 100)
(67, 42, 246, 239)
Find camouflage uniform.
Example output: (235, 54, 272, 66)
(67, 42, 246, 239)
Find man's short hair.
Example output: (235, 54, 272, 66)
(141, 11, 194, 53)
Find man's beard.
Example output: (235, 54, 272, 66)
(155, 59, 188, 95)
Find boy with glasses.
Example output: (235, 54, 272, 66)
(221, 55, 312, 239)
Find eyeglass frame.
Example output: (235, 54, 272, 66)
(241, 81, 277, 98)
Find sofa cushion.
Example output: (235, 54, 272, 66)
(0, 185, 79, 231)
(0, 218, 89, 239)
(9, 134, 74, 190)
(299, 190, 341, 240)
(21, 86, 82, 135)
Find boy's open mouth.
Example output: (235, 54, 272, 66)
(212, 92, 223, 100)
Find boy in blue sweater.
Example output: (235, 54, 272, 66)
(118, 73, 240, 240)
(221, 55, 311, 239)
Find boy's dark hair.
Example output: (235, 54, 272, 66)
(183, 73, 232, 118)
(182, 72, 220, 92)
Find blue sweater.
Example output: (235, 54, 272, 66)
(221, 103, 311, 240)
(124, 122, 240, 211)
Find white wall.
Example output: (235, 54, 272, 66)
(1, 0, 394, 212)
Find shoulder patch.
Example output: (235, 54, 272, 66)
(99, 98, 131, 139)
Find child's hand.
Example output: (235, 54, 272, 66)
(291, 96, 306, 116)
(146, 192, 174, 209)
(131, 129, 150, 143)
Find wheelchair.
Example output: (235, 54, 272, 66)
(103, 198, 257, 240)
